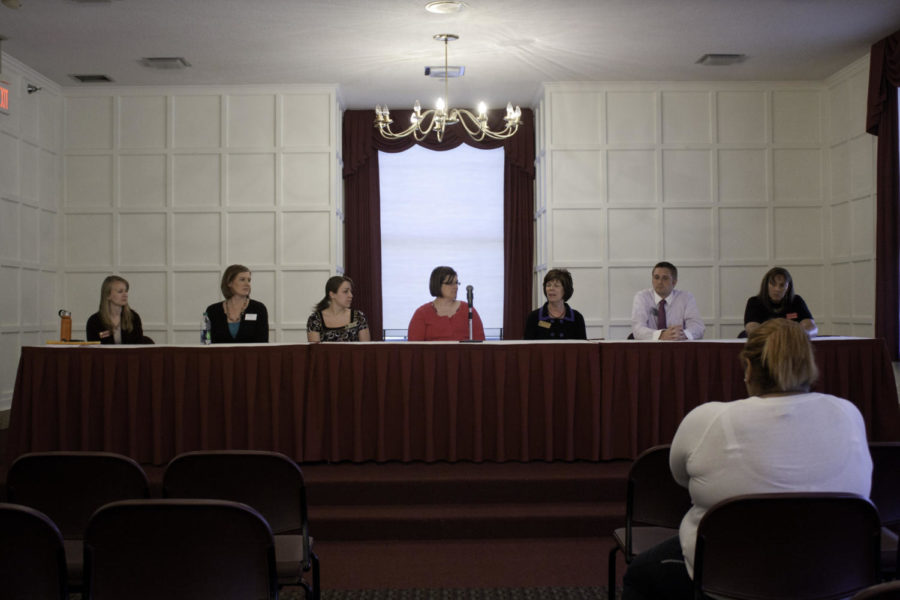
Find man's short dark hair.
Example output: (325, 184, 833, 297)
(653, 261, 678, 280)
(428, 266, 458, 297)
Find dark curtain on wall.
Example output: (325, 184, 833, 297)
(867, 30, 900, 360)
(342, 109, 535, 340)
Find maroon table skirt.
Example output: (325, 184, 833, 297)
(7, 338, 899, 465)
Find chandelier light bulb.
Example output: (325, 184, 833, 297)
(477, 102, 487, 117)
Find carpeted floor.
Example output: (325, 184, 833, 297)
(307, 588, 610, 600)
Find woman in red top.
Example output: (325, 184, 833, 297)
(407, 266, 485, 341)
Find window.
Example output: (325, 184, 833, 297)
(379, 144, 504, 338)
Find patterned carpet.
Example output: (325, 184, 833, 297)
(279, 588, 610, 600)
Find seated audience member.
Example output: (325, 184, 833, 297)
(205, 264, 269, 343)
(86, 275, 152, 344)
(307, 275, 371, 342)
(743, 266, 817, 337)
(524, 268, 587, 340)
(621, 319, 872, 600)
(408, 266, 485, 341)
(630, 262, 704, 340)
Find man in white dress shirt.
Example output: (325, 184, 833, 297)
(631, 262, 705, 340)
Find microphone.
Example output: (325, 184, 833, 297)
(466, 285, 474, 341)
(651, 307, 658, 317)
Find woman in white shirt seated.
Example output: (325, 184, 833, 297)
(621, 319, 872, 600)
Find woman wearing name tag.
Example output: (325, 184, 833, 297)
(523, 268, 587, 340)
(742, 266, 817, 338)
(206, 264, 269, 343)
(86, 275, 152, 344)
(307, 275, 371, 342)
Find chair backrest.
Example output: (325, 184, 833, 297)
(6, 451, 150, 539)
(851, 580, 900, 600)
(694, 492, 882, 600)
(83, 499, 277, 600)
(869, 442, 900, 527)
(627, 444, 693, 531)
(162, 450, 308, 535)
(0, 503, 67, 600)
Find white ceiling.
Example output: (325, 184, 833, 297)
(2, 0, 900, 110)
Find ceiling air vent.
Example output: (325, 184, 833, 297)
(696, 54, 747, 66)
(425, 66, 465, 78)
(140, 57, 191, 70)
(69, 74, 114, 83)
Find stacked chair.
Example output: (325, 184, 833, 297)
(163, 450, 320, 600)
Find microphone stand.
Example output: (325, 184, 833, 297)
(462, 285, 480, 342)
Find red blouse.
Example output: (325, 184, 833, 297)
(407, 301, 486, 341)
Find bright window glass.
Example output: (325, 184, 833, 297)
(379, 144, 504, 337)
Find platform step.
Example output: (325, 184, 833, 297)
(310, 500, 624, 540)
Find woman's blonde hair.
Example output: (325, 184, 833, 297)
(739, 319, 818, 395)
(98, 275, 134, 332)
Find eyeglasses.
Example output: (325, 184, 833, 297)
(442, 280, 460, 286)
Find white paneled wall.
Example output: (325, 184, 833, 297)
(536, 68, 874, 340)
(62, 86, 342, 344)
(0, 55, 62, 411)
(826, 59, 877, 336)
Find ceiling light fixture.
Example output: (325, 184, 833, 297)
(425, 1, 465, 14)
(375, 34, 521, 143)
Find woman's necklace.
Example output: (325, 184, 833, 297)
(224, 297, 249, 323)
(547, 303, 566, 319)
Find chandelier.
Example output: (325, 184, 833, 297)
(374, 34, 521, 143)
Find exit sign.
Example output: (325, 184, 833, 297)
(0, 81, 9, 115)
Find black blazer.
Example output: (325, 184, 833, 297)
(206, 299, 269, 343)
(86, 311, 151, 344)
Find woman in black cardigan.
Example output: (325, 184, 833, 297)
(205, 264, 269, 343)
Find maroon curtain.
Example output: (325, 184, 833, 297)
(867, 31, 900, 360)
(342, 109, 535, 340)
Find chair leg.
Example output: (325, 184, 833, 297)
(311, 551, 321, 600)
(608, 545, 620, 598)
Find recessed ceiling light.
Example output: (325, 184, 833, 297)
(696, 54, 747, 66)
(425, 1, 465, 15)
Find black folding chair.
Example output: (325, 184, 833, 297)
(163, 450, 320, 599)
(0, 503, 68, 600)
(83, 499, 277, 600)
(694, 492, 881, 600)
(870, 442, 900, 581)
(5, 451, 150, 592)
(608, 444, 692, 593)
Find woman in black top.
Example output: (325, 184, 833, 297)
(523, 268, 587, 340)
(306, 275, 371, 342)
(86, 275, 152, 344)
(205, 264, 269, 343)
(743, 266, 817, 337)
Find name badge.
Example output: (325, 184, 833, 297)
(99, 330, 111, 338)
(786, 312, 798, 320)
(538, 320, 552, 329)
(245, 313, 258, 321)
